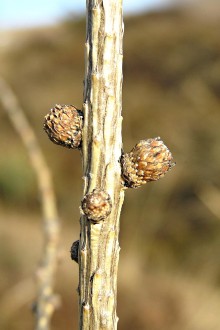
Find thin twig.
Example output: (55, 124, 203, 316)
(0, 76, 60, 330)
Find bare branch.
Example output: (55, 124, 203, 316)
(0, 76, 60, 330)
(79, 1, 124, 329)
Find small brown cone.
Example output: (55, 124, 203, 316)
(81, 189, 112, 222)
(121, 137, 175, 188)
(44, 104, 83, 149)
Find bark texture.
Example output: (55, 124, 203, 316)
(79, 0, 124, 329)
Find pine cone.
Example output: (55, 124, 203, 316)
(44, 104, 83, 149)
(121, 137, 175, 188)
(81, 189, 112, 222)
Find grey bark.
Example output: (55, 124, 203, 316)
(79, 1, 124, 329)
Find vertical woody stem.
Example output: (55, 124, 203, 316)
(79, 0, 124, 329)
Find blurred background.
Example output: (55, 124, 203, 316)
(1, 0, 220, 329)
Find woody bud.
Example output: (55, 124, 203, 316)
(70, 240, 79, 263)
(81, 189, 112, 222)
(121, 137, 175, 188)
(44, 104, 83, 149)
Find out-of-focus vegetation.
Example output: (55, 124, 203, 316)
(1, 5, 220, 330)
